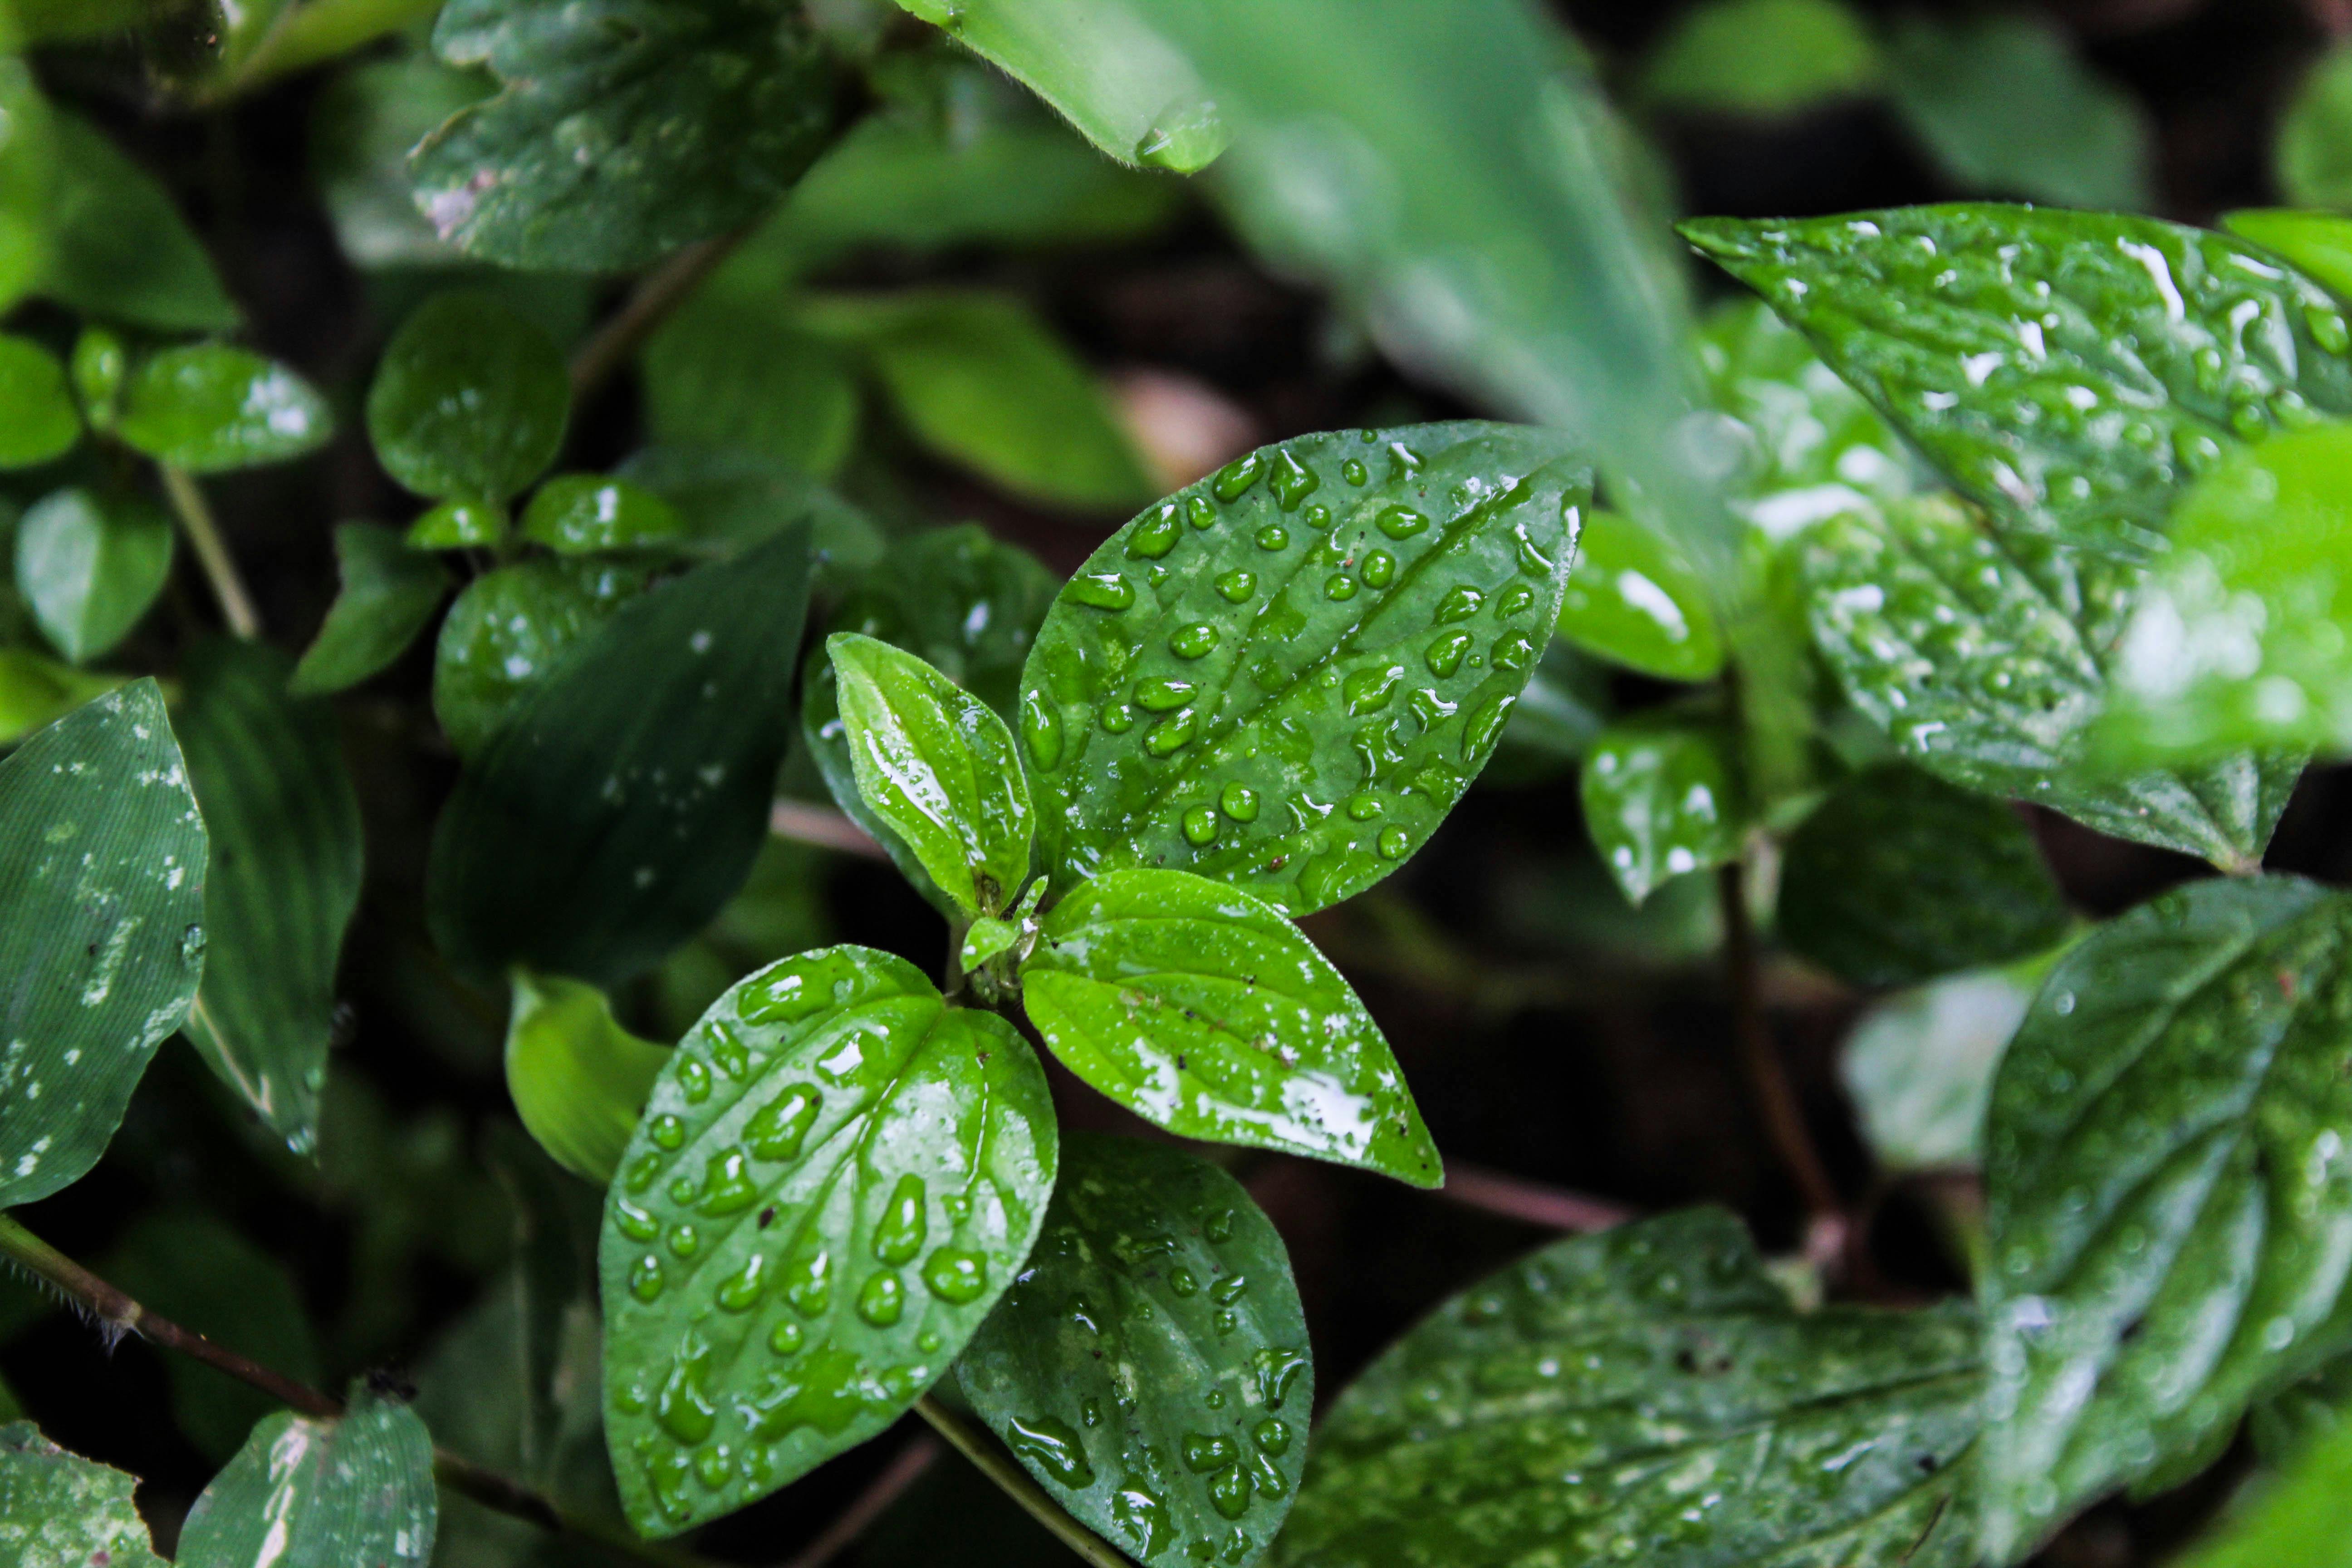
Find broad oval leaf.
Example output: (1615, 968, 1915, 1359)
(506, 969, 670, 1184)
(1554, 508, 1721, 681)
(521, 474, 686, 555)
(290, 523, 453, 696)
(432, 555, 657, 759)
(41, 110, 238, 334)
(1272, 1207, 1984, 1568)
(958, 1132, 1312, 1568)
(1779, 764, 2071, 988)
(828, 632, 1033, 917)
(0, 1421, 167, 1568)
(176, 1390, 437, 1568)
(428, 528, 810, 987)
(1019, 867, 1440, 1187)
(176, 640, 364, 1155)
(1579, 713, 1745, 906)
(367, 291, 570, 503)
(0, 334, 80, 468)
(114, 346, 333, 473)
(0, 681, 206, 1207)
(14, 486, 172, 664)
(1019, 423, 1589, 916)
(599, 946, 1057, 1534)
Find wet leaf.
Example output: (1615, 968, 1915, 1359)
(1579, 713, 1744, 906)
(0, 647, 120, 745)
(505, 969, 670, 1184)
(15, 486, 172, 663)
(414, 0, 839, 272)
(290, 523, 453, 696)
(1779, 764, 2070, 988)
(1638, 0, 1882, 119)
(427, 528, 810, 986)
(1979, 875, 2352, 1560)
(408, 496, 509, 550)
(368, 291, 570, 502)
(958, 1132, 1309, 1568)
(114, 345, 332, 474)
(616, 446, 883, 570)
(642, 297, 861, 480)
(0, 333, 79, 467)
(0, 681, 206, 1208)
(42, 110, 238, 333)
(1020, 867, 1441, 1187)
(1840, 959, 2046, 1174)
(598, 946, 1056, 1534)
(1554, 508, 1721, 681)
(311, 47, 493, 269)
(1271, 1207, 1984, 1568)
(177, 1389, 436, 1568)
(1019, 423, 1588, 916)
(176, 640, 364, 1154)
(828, 632, 1033, 917)
(2278, 42, 2352, 213)
(521, 474, 687, 554)
(0, 1421, 167, 1568)
(432, 555, 657, 759)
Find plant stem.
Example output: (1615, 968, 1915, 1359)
(1439, 1164, 1636, 1234)
(769, 798, 889, 860)
(159, 464, 262, 639)
(778, 1433, 939, 1568)
(570, 234, 744, 403)
(914, 1396, 1131, 1568)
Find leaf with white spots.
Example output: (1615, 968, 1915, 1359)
(0, 1421, 169, 1568)
(176, 1390, 437, 1568)
(1578, 712, 1746, 906)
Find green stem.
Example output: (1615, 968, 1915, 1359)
(914, 1396, 1132, 1568)
(569, 233, 745, 403)
(159, 464, 262, 640)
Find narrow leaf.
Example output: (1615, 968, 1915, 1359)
(115, 346, 333, 474)
(14, 487, 172, 664)
(505, 969, 669, 1184)
(290, 523, 453, 696)
(177, 1390, 437, 1568)
(367, 290, 569, 502)
(1579, 713, 1745, 906)
(0, 1421, 167, 1568)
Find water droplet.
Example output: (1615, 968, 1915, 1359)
(1100, 702, 1136, 734)
(706, 1023, 751, 1079)
(1145, 708, 1200, 756)
(1462, 693, 1516, 760)
(747, 1086, 822, 1161)
(923, 1248, 989, 1303)
(1341, 664, 1402, 716)
(1214, 1309, 1238, 1335)
(1135, 677, 1196, 713)
(1376, 505, 1428, 540)
(616, 1200, 660, 1241)
(1425, 630, 1474, 677)
(1377, 825, 1411, 859)
(1254, 524, 1289, 551)
(1254, 1347, 1308, 1408)
(1208, 1460, 1253, 1519)
(1205, 1389, 1226, 1409)
(874, 1174, 928, 1264)
(1252, 1418, 1290, 1455)
(1434, 586, 1484, 624)
(716, 1253, 770, 1311)
(668, 1224, 702, 1258)
(1007, 1415, 1095, 1488)
(669, 1175, 700, 1205)
(858, 1271, 906, 1326)
(693, 1446, 732, 1491)
(1324, 574, 1358, 601)
(2308, 303, 2351, 355)
(1129, 505, 1183, 559)
(1169, 1267, 1200, 1297)
(655, 1343, 719, 1445)
(629, 1254, 667, 1302)
(1211, 453, 1264, 503)
(738, 965, 831, 1025)
(1497, 583, 1537, 618)
(1021, 691, 1065, 772)
(1182, 806, 1220, 847)
(700, 1148, 760, 1215)
(1183, 1433, 1238, 1472)
(1269, 451, 1320, 510)
(623, 1152, 662, 1193)
(1361, 550, 1396, 589)
(782, 1247, 833, 1317)
(1342, 458, 1369, 485)
(1491, 631, 1538, 673)
(1070, 573, 1135, 611)
(677, 1058, 712, 1103)
(1202, 1208, 1236, 1242)
(1170, 623, 1220, 660)
(919, 1331, 943, 1352)
(649, 1114, 686, 1151)
(1345, 793, 1382, 822)
(180, 924, 206, 966)
(1215, 569, 1256, 603)
(1219, 784, 1259, 822)
(767, 1320, 804, 1356)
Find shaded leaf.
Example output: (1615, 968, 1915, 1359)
(115, 346, 333, 474)
(432, 555, 657, 759)
(1638, 0, 1881, 119)
(310, 47, 493, 270)
(1840, 960, 2044, 1175)
(0, 63, 51, 316)
(368, 291, 569, 502)
(0, 1421, 167, 1568)
(1554, 508, 1720, 681)
(505, 970, 669, 1184)
(642, 297, 860, 479)
(0, 647, 120, 745)
(0, 334, 79, 468)
(615, 446, 883, 571)
(177, 1389, 436, 1568)
(2250, 1348, 2352, 1465)
(14, 487, 172, 663)
(1579, 713, 1744, 906)
(43, 111, 237, 333)
(2278, 42, 2352, 214)
(521, 475, 686, 554)
(291, 522, 453, 696)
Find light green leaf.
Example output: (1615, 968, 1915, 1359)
(1271, 1208, 1984, 1568)
(291, 523, 453, 696)
(505, 969, 669, 1184)
(311, 48, 495, 270)
(176, 639, 364, 1154)
(1021, 867, 1440, 1187)
(407, 496, 509, 550)
(177, 1390, 436, 1568)
(368, 291, 570, 503)
(828, 632, 1033, 917)
(414, 0, 838, 272)
(0, 647, 120, 745)
(15, 487, 172, 663)
(1639, 0, 1882, 119)
(2252, 1350, 2352, 1465)
(43, 111, 238, 333)
(521, 474, 686, 554)
(0, 333, 78, 468)
(957, 1132, 1311, 1568)
(69, 325, 123, 430)
(1019, 423, 1588, 916)
(1979, 875, 2352, 1560)
(2279, 42, 2352, 214)
(428, 529, 811, 985)
(1579, 713, 1744, 906)
(1841, 959, 2045, 1175)
(1555, 508, 1720, 681)
(0, 1421, 167, 1568)
(0, 62, 53, 317)
(2184, 1415, 2352, 1568)
(641, 300, 859, 479)
(115, 345, 333, 473)
(0, 681, 206, 1207)
(433, 555, 656, 759)
(615, 446, 883, 570)
(2225, 208, 2352, 304)
(599, 946, 1057, 1534)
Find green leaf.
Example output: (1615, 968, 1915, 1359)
(1019, 423, 1588, 916)
(0, 1422, 167, 1568)
(1800, 494, 2300, 866)
(2279, 42, 2352, 213)
(1884, 14, 2153, 212)
(0, 681, 206, 1206)
(1681, 205, 2352, 563)
(177, 1389, 437, 1568)
(1841, 959, 2045, 1175)
(616, 446, 884, 571)
(0, 647, 120, 745)
(428, 528, 811, 985)
(1638, 0, 1882, 118)
(1487, 639, 1612, 777)
(828, 632, 1033, 917)
(176, 639, 365, 1154)
(2184, 1415, 2352, 1568)
(291, 522, 453, 696)
(957, 1132, 1311, 1568)
(1555, 508, 1720, 681)
(798, 290, 1156, 512)
(43, 111, 238, 333)
(641, 301, 860, 479)
(1270, 1208, 1984, 1568)
(2225, 208, 2352, 304)
(598, 946, 1057, 1534)
(368, 291, 570, 503)
(407, 496, 509, 550)
(1020, 867, 1440, 1186)
(521, 474, 687, 554)
(114, 345, 333, 473)
(2251, 1348, 2352, 1465)
(311, 49, 495, 270)
(1779, 764, 2070, 988)
(1979, 874, 2352, 1560)
(414, 0, 839, 272)
(889, 0, 1224, 172)
(433, 555, 657, 759)
(15, 487, 172, 663)
(1579, 713, 1744, 906)
(0, 63, 53, 317)
(70, 326, 123, 430)
(0, 333, 78, 468)
(505, 969, 670, 1184)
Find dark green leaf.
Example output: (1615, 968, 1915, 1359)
(433, 555, 657, 759)
(2278, 43, 2352, 213)
(1579, 713, 1744, 905)
(641, 297, 861, 480)
(599, 946, 1057, 1534)
(177, 1389, 437, 1568)
(1021, 867, 1440, 1186)
(14, 487, 172, 663)
(505, 969, 669, 1184)
(1638, 0, 1882, 118)
(176, 639, 364, 1154)
(43, 111, 238, 333)
(1555, 508, 1720, 681)
(1841, 960, 2043, 1174)
(0, 334, 78, 468)
(0, 680, 206, 1207)
(414, 0, 839, 272)
(958, 1132, 1312, 1568)
(615, 446, 883, 571)
(1271, 1208, 1983, 1568)
(1980, 875, 2352, 1559)
(115, 346, 333, 473)
(428, 528, 810, 985)
(0, 647, 120, 745)
(2182, 1416, 2352, 1568)
(1779, 764, 2070, 987)
(291, 523, 453, 696)
(1020, 423, 1588, 916)
(1486, 639, 1613, 777)
(521, 474, 686, 554)
(368, 291, 570, 503)
(0, 1421, 167, 1568)
(310, 47, 494, 269)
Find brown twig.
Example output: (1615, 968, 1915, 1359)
(1439, 1164, 1637, 1234)
(570, 234, 745, 402)
(777, 1434, 940, 1568)
(771, 798, 890, 860)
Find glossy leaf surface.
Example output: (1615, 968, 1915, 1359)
(177, 1391, 436, 1568)
(114, 346, 333, 474)
(15, 487, 172, 663)
(958, 1133, 1311, 1568)
(1842, 961, 2044, 1174)
(0, 681, 206, 1207)
(291, 523, 452, 696)
(599, 947, 1056, 1533)
(505, 969, 670, 1184)
(367, 291, 569, 502)
(176, 640, 364, 1155)
(1980, 876, 2352, 1559)
(428, 529, 809, 985)
(0, 1422, 167, 1568)
(522, 474, 687, 554)
(432, 555, 656, 759)
(1022, 867, 1441, 1187)
(0, 334, 79, 467)
(42, 111, 238, 333)
(1579, 714, 1744, 906)
(1020, 423, 1587, 916)
(1272, 1208, 1984, 1568)
(1554, 508, 1721, 681)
